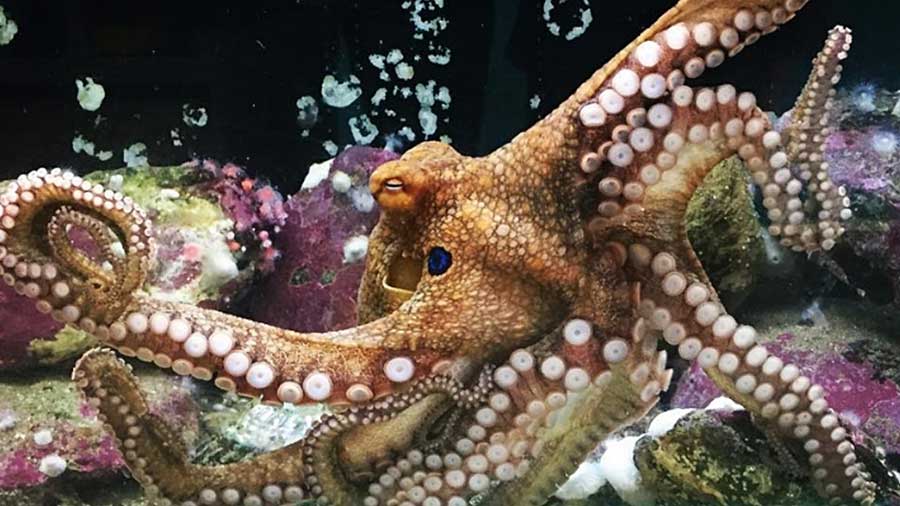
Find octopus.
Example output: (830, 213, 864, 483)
(0, 0, 882, 505)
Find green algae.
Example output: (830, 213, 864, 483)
(0, 371, 86, 433)
(84, 166, 225, 228)
(28, 326, 98, 366)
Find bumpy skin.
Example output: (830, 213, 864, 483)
(0, 0, 877, 505)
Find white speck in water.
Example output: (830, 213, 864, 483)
(530, 94, 542, 109)
(395, 62, 415, 80)
(369, 54, 386, 69)
(349, 114, 379, 145)
(123, 143, 149, 168)
(435, 86, 451, 109)
(72, 135, 96, 156)
(386, 49, 404, 65)
(182, 104, 208, 127)
(428, 46, 451, 65)
(295, 96, 319, 129)
(76, 78, 106, 111)
(371, 88, 388, 106)
(322, 140, 339, 157)
(419, 108, 438, 136)
(321, 75, 362, 108)
(0, 6, 19, 46)
(398, 127, 416, 142)
(543, 0, 594, 41)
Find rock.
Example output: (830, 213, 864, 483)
(685, 156, 766, 306)
(633, 409, 817, 506)
(246, 146, 398, 332)
(0, 366, 198, 493)
(0, 284, 63, 370)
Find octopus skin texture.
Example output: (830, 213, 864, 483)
(0, 0, 881, 504)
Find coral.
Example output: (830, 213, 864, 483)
(246, 146, 398, 332)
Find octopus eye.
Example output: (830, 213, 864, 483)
(427, 247, 452, 276)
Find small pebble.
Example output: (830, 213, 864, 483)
(38, 454, 67, 477)
(33, 428, 53, 446)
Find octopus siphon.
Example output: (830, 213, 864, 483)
(0, 0, 882, 504)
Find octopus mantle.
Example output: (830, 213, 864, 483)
(0, 0, 883, 505)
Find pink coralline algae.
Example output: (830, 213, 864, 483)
(199, 160, 288, 234)
(782, 84, 900, 304)
(826, 127, 900, 195)
(0, 374, 199, 491)
(672, 333, 900, 453)
(0, 284, 61, 370)
(246, 147, 399, 332)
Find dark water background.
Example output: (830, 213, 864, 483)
(0, 0, 897, 193)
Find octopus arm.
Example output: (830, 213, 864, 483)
(74, 349, 308, 505)
(0, 170, 456, 406)
(330, 311, 672, 506)
(106, 295, 454, 406)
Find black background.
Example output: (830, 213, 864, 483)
(0, 0, 897, 194)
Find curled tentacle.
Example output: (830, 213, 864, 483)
(74, 348, 308, 506)
(0, 168, 153, 326)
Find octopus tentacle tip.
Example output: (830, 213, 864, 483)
(3, 0, 883, 505)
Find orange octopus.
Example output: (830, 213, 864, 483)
(0, 0, 881, 504)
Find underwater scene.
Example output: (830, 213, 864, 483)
(2, 0, 900, 505)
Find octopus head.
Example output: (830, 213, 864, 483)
(361, 141, 584, 357)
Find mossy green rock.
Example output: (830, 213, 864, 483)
(686, 157, 766, 303)
(632, 410, 817, 506)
